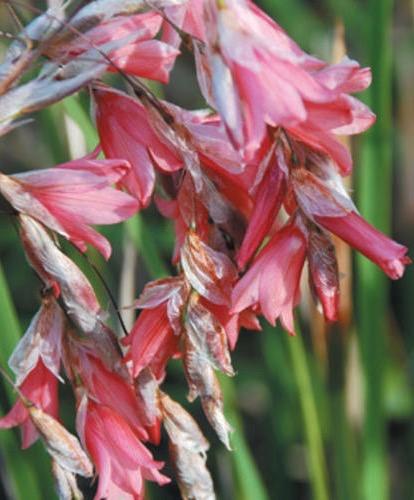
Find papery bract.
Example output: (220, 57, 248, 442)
(9, 295, 64, 385)
(181, 231, 238, 306)
(307, 225, 340, 321)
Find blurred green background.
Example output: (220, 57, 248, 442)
(0, 0, 413, 499)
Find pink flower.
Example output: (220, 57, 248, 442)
(70, 351, 151, 442)
(290, 159, 410, 279)
(0, 360, 59, 449)
(232, 215, 308, 334)
(78, 398, 169, 500)
(123, 304, 179, 379)
(93, 85, 182, 207)
(0, 157, 138, 259)
(52, 12, 179, 84)
(237, 143, 286, 269)
(196, 0, 374, 163)
(316, 212, 410, 279)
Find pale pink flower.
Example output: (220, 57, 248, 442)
(52, 12, 179, 83)
(78, 398, 169, 500)
(196, 0, 374, 163)
(0, 157, 138, 259)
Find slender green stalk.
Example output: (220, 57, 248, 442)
(219, 375, 269, 500)
(327, 330, 360, 500)
(356, 1, 394, 500)
(286, 327, 329, 500)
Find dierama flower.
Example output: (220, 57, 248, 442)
(0, 360, 59, 449)
(232, 215, 308, 334)
(0, 156, 139, 259)
(290, 155, 410, 279)
(77, 397, 169, 500)
(196, 0, 374, 164)
(93, 85, 183, 207)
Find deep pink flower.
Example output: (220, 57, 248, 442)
(70, 351, 151, 442)
(316, 212, 410, 279)
(0, 360, 59, 449)
(195, 0, 374, 163)
(93, 86, 182, 207)
(123, 304, 179, 379)
(78, 398, 169, 500)
(0, 157, 138, 259)
(232, 216, 308, 334)
(291, 161, 410, 279)
(237, 143, 286, 269)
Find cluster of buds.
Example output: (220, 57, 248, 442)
(0, 0, 410, 498)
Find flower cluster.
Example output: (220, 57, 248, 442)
(0, 0, 409, 498)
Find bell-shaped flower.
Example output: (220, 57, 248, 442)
(291, 156, 410, 279)
(50, 12, 179, 83)
(0, 156, 139, 259)
(66, 347, 150, 442)
(123, 303, 180, 380)
(0, 359, 59, 449)
(93, 85, 183, 207)
(196, 0, 374, 162)
(237, 142, 287, 269)
(77, 397, 169, 500)
(232, 215, 308, 334)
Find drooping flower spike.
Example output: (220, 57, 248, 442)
(0, 0, 411, 498)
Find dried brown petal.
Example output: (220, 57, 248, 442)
(28, 405, 93, 477)
(185, 294, 234, 376)
(183, 338, 232, 449)
(307, 225, 340, 322)
(135, 276, 186, 309)
(18, 215, 102, 333)
(160, 392, 209, 455)
(9, 296, 64, 384)
(135, 369, 161, 427)
(160, 374, 215, 498)
(169, 442, 215, 500)
(181, 231, 237, 306)
(167, 280, 191, 336)
(52, 460, 84, 500)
